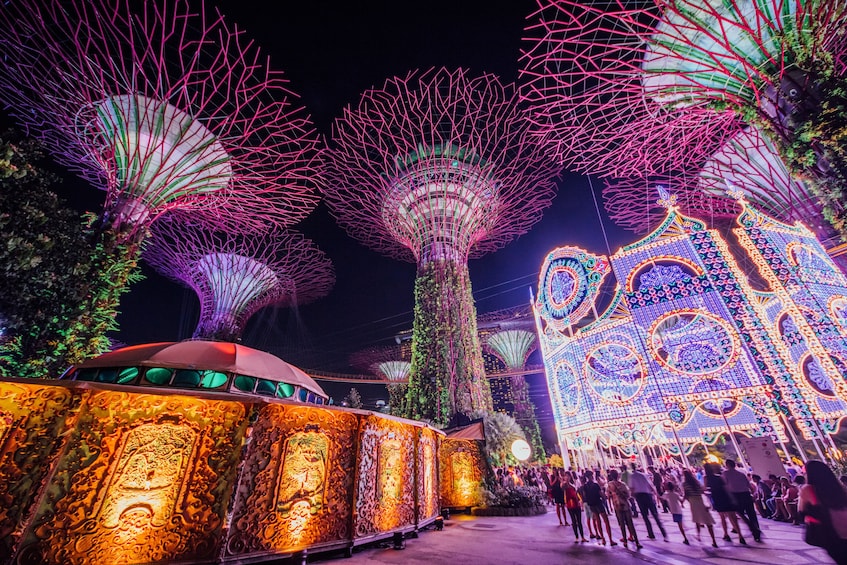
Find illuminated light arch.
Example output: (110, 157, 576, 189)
(582, 342, 646, 406)
(690, 379, 742, 419)
(799, 352, 845, 399)
(828, 296, 847, 334)
(625, 256, 703, 293)
(786, 242, 838, 271)
(648, 309, 741, 376)
(535, 246, 610, 331)
(551, 360, 581, 416)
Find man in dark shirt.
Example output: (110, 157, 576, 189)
(723, 459, 761, 542)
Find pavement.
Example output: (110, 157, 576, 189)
(312, 507, 834, 564)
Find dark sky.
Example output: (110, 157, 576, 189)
(7, 1, 635, 417)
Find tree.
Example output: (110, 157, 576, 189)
(343, 387, 363, 409)
(481, 411, 527, 467)
(0, 132, 140, 378)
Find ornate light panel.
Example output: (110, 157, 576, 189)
(583, 342, 646, 405)
(648, 309, 740, 376)
(225, 404, 359, 558)
(355, 415, 416, 537)
(536, 246, 610, 332)
(0, 382, 83, 556)
(438, 438, 485, 509)
(15, 389, 249, 565)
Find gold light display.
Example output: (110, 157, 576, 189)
(225, 403, 359, 558)
(416, 427, 440, 523)
(439, 438, 485, 508)
(1, 378, 451, 564)
(0, 381, 83, 557)
(355, 415, 416, 537)
(13, 388, 249, 565)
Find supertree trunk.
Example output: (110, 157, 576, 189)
(387, 383, 408, 416)
(406, 259, 492, 425)
(509, 374, 546, 462)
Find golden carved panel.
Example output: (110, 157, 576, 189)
(225, 404, 359, 557)
(0, 382, 83, 558)
(354, 415, 415, 537)
(439, 438, 485, 508)
(15, 390, 248, 565)
(416, 428, 440, 523)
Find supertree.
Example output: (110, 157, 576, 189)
(0, 0, 320, 236)
(350, 346, 412, 415)
(603, 126, 838, 248)
(522, 0, 847, 237)
(144, 214, 334, 342)
(0, 0, 319, 365)
(484, 328, 547, 461)
(325, 68, 560, 426)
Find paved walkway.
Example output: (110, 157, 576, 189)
(313, 507, 833, 564)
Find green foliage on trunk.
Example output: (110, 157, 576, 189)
(387, 382, 407, 416)
(0, 133, 142, 378)
(404, 259, 492, 426)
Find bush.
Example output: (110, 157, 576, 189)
(483, 484, 546, 509)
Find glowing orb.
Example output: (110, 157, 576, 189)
(511, 439, 531, 461)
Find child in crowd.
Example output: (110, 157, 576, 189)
(661, 480, 689, 545)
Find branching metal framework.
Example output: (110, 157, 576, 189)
(326, 68, 560, 425)
(603, 127, 835, 246)
(521, 0, 847, 236)
(144, 215, 334, 342)
(0, 0, 320, 236)
(349, 346, 412, 415)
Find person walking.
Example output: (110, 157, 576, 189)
(661, 480, 690, 545)
(799, 460, 847, 565)
(550, 473, 566, 526)
(607, 469, 642, 549)
(629, 464, 668, 540)
(704, 463, 745, 544)
(723, 459, 761, 542)
(564, 473, 588, 542)
(682, 469, 718, 547)
(581, 471, 616, 546)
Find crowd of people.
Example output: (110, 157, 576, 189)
(495, 459, 847, 564)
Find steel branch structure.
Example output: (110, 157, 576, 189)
(603, 126, 835, 246)
(325, 68, 560, 425)
(144, 215, 334, 342)
(0, 0, 320, 236)
(350, 346, 412, 415)
(522, 0, 847, 236)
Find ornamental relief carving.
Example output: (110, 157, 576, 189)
(439, 438, 484, 508)
(0, 383, 83, 556)
(416, 428, 440, 523)
(355, 415, 415, 537)
(15, 390, 248, 565)
(225, 404, 359, 556)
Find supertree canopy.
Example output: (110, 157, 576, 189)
(350, 346, 411, 415)
(522, 0, 847, 236)
(0, 0, 320, 236)
(144, 215, 334, 342)
(325, 68, 560, 425)
(603, 126, 836, 246)
(486, 330, 537, 371)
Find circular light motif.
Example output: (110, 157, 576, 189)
(541, 258, 587, 322)
(511, 439, 531, 461)
(649, 311, 739, 375)
(584, 343, 645, 405)
(800, 354, 844, 398)
(549, 265, 580, 308)
(552, 360, 580, 416)
(691, 379, 740, 418)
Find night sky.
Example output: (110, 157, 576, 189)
(5, 1, 635, 424)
